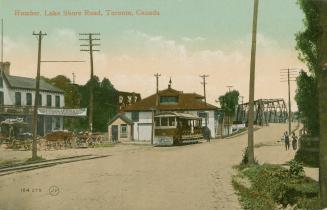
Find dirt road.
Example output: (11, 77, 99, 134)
(0, 124, 301, 210)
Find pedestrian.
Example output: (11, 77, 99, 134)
(281, 132, 285, 142)
(292, 132, 298, 150)
(284, 131, 290, 151)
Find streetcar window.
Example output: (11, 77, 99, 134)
(169, 117, 175, 126)
(155, 118, 160, 126)
(161, 117, 168, 126)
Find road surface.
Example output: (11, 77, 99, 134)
(0, 124, 300, 210)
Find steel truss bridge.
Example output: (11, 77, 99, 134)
(236, 98, 288, 126)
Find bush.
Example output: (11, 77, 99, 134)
(294, 136, 319, 167)
(289, 160, 305, 178)
(234, 164, 320, 209)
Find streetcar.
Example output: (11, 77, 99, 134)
(154, 112, 203, 146)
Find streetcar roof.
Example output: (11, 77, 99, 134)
(154, 112, 201, 120)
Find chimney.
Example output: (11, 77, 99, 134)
(0, 62, 10, 75)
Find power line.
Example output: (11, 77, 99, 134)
(79, 33, 101, 133)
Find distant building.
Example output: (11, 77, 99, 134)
(123, 82, 219, 142)
(118, 91, 141, 111)
(0, 62, 86, 136)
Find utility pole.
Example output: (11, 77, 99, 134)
(154, 73, 161, 110)
(280, 68, 298, 135)
(72, 72, 76, 84)
(79, 33, 100, 133)
(200, 74, 209, 127)
(200, 75, 209, 104)
(239, 95, 244, 105)
(1, 19, 3, 76)
(32, 31, 47, 160)
(247, 0, 259, 164)
(226, 85, 234, 92)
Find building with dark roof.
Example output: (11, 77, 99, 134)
(122, 82, 220, 141)
(0, 62, 86, 136)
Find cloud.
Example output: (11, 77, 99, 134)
(3, 29, 304, 110)
(181, 36, 206, 42)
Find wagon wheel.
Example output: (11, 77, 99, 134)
(95, 135, 104, 145)
(87, 136, 95, 147)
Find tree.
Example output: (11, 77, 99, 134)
(295, 71, 319, 136)
(79, 76, 118, 132)
(218, 90, 240, 136)
(296, 0, 327, 206)
(316, 1, 327, 207)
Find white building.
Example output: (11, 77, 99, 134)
(123, 83, 219, 142)
(0, 62, 86, 135)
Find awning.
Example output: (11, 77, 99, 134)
(38, 108, 87, 117)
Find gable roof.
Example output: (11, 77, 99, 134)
(124, 87, 217, 111)
(108, 113, 134, 125)
(3, 74, 64, 93)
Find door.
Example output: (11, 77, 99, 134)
(112, 125, 118, 142)
(138, 123, 152, 141)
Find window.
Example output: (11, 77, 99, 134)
(120, 124, 128, 138)
(38, 94, 42, 106)
(198, 112, 208, 125)
(160, 96, 178, 104)
(55, 96, 60, 108)
(46, 95, 52, 107)
(55, 117, 61, 129)
(0, 91, 3, 105)
(26, 93, 32, 106)
(161, 117, 168, 126)
(131, 111, 139, 122)
(0, 76, 3, 88)
(15, 92, 21, 106)
(155, 118, 160, 126)
(169, 117, 176, 126)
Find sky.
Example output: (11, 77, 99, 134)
(0, 0, 305, 110)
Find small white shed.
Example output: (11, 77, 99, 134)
(108, 113, 133, 143)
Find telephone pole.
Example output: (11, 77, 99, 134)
(154, 73, 161, 109)
(226, 85, 234, 92)
(32, 31, 47, 160)
(1, 19, 3, 76)
(72, 72, 76, 84)
(200, 75, 209, 104)
(247, 0, 259, 164)
(79, 33, 100, 132)
(280, 68, 298, 135)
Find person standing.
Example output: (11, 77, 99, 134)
(292, 132, 298, 150)
(284, 131, 290, 151)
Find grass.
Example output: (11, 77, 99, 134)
(0, 159, 22, 167)
(0, 156, 46, 168)
(25, 156, 46, 164)
(93, 143, 115, 148)
(232, 163, 320, 210)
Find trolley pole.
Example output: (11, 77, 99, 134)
(32, 31, 47, 160)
